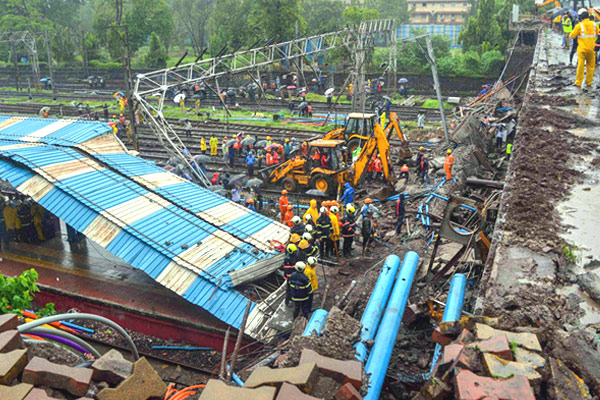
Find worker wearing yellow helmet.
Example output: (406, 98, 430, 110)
(444, 148, 455, 181)
(266, 136, 273, 147)
(570, 8, 599, 90)
(416, 146, 426, 173)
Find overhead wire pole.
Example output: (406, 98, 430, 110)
(44, 30, 55, 93)
(133, 20, 395, 187)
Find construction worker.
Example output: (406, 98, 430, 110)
(316, 207, 332, 258)
(304, 213, 316, 230)
(420, 156, 430, 185)
(303, 232, 318, 257)
(506, 143, 513, 159)
(415, 146, 425, 172)
(284, 205, 294, 227)
(266, 136, 273, 147)
(304, 199, 319, 224)
(305, 257, 318, 310)
(290, 216, 304, 235)
(570, 9, 599, 90)
(341, 203, 357, 257)
(284, 138, 293, 158)
(221, 136, 228, 161)
(288, 262, 312, 319)
(200, 137, 207, 154)
(395, 195, 406, 235)
(17, 200, 32, 243)
(360, 198, 373, 218)
(247, 198, 256, 211)
(210, 135, 218, 156)
(279, 190, 289, 223)
(340, 183, 355, 207)
(283, 243, 300, 279)
(563, 13, 573, 49)
(266, 149, 274, 165)
(3, 200, 16, 241)
(361, 210, 376, 256)
(246, 150, 256, 177)
(301, 141, 308, 155)
(31, 202, 45, 242)
(444, 149, 455, 181)
(329, 206, 341, 258)
(298, 239, 310, 261)
(399, 164, 410, 181)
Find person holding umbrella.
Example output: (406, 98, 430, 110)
(246, 151, 256, 178)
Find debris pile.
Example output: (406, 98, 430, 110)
(415, 316, 593, 400)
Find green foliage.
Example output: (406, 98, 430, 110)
(51, 26, 78, 64)
(302, 0, 345, 35)
(0, 269, 55, 316)
(89, 59, 123, 69)
(144, 32, 168, 68)
(421, 99, 453, 109)
(83, 32, 103, 61)
(459, 0, 506, 52)
(342, 5, 380, 25)
(125, 0, 175, 51)
(171, 0, 213, 55)
(107, 25, 126, 61)
(365, 0, 410, 24)
(206, 0, 250, 55)
(397, 33, 451, 74)
(563, 243, 581, 264)
(247, 0, 305, 42)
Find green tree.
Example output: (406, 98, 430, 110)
(124, 0, 175, 51)
(171, 0, 213, 55)
(365, 0, 410, 24)
(302, 0, 345, 35)
(83, 32, 102, 61)
(342, 5, 380, 25)
(206, 0, 250, 55)
(459, 0, 505, 52)
(247, 0, 306, 42)
(144, 31, 168, 68)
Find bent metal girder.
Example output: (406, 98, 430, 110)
(0, 31, 41, 83)
(132, 19, 394, 186)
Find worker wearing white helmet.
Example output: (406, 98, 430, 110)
(316, 206, 333, 258)
(290, 215, 304, 235)
(302, 232, 318, 257)
(304, 257, 318, 302)
(304, 224, 314, 234)
(288, 261, 312, 319)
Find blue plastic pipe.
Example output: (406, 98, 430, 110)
(427, 273, 468, 376)
(364, 252, 420, 400)
(302, 309, 329, 337)
(354, 255, 402, 362)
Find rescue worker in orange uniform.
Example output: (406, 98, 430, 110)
(570, 8, 600, 90)
(279, 190, 289, 223)
(443, 149, 455, 181)
(284, 205, 294, 227)
(399, 164, 410, 181)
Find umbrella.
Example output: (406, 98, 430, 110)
(225, 139, 237, 148)
(306, 189, 327, 197)
(265, 143, 283, 151)
(209, 186, 228, 196)
(245, 178, 263, 187)
(398, 78, 408, 84)
(241, 137, 256, 146)
(113, 92, 125, 99)
(550, 7, 567, 17)
(40, 78, 48, 83)
(287, 85, 297, 90)
(255, 140, 267, 148)
(324, 88, 335, 96)
(173, 93, 186, 103)
(38, 106, 50, 116)
(299, 101, 308, 109)
(192, 154, 210, 164)
(228, 173, 247, 186)
(382, 96, 393, 102)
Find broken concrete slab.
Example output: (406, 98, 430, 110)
(440, 344, 472, 370)
(199, 379, 276, 400)
(475, 323, 542, 352)
(454, 328, 475, 344)
(96, 357, 166, 400)
(439, 316, 500, 336)
(577, 271, 600, 304)
(431, 328, 453, 346)
(548, 357, 591, 400)
(0, 330, 24, 353)
(0, 382, 33, 399)
(0, 314, 18, 333)
(0, 349, 28, 384)
(334, 382, 362, 400)
(513, 347, 546, 369)
(276, 383, 323, 400)
(418, 377, 452, 400)
(245, 362, 318, 393)
(299, 349, 362, 389)
(482, 353, 541, 381)
(22, 356, 93, 397)
(455, 369, 535, 400)
(91, 349, 132, 386)
(466, 334, 513, 360)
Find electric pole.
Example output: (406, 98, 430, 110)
(425, 35, 449, 145)
(44, 30, 55, 93)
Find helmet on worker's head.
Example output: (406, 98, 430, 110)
(302, 232, 313, 241)
(248, 198, 254, 203)
(287, 205, 293, 210)
(305, 213, 313, 222)
(287, 243, 298, 253)
(320, 206, 328, 214)
(419, 146, 424, 151)
(295, 261, 307, 272)
(346, 203, 356, 213)
(249, 150, 253, 155)
(281, 189, 288, 195)
(289, 234, 301, 244)
(291, 216, 302, 225)
(579, 8, 589, 18)
(307, 256, 317, 266)
(267, 136, 272, 140)
(305, 224, 314, 233)
(330, 206, 339, 214)
(298, 239, 309, 250)
(365, 198, 372, 204)
(447, 149, 452, 154)
(292, 138, 296, 141)
(303, 141, 307, 145)
(285, 138, 290, 142)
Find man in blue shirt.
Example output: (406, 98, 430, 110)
(246, 151, 256, 177)
(340, 183, 355, 206)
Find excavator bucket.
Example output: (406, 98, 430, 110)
(372, 185, 396, 201)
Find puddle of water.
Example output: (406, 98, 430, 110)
(558, 285, 600, 325)
(557, 179, 600, 263)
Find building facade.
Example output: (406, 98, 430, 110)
(407, 0, 470, 25)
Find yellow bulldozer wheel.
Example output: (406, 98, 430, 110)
(310, 173, 331, 193)
(282, 177, 296, 192)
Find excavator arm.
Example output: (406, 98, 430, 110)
(322, 126, 344, 141)
(264, 157, 306, 183)
(384, 112, 405, 143)
(536, 0, 560, 7)
(351, 123, 394, 186)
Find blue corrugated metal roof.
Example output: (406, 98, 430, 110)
(0, 116, 290, 328)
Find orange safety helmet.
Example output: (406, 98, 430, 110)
(281, 190, 288, 195)
(289, 233, 301, 243)
(287, 205, 293, 210)
(298, 239, 309, 250)
(365, 198, 373, 204)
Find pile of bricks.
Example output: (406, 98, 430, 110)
(0, 313, 168, 400)
(415, 316, 593, 400)
(200, 348, 364, 400)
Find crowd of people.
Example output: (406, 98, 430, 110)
(0, 196, 61, 247)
